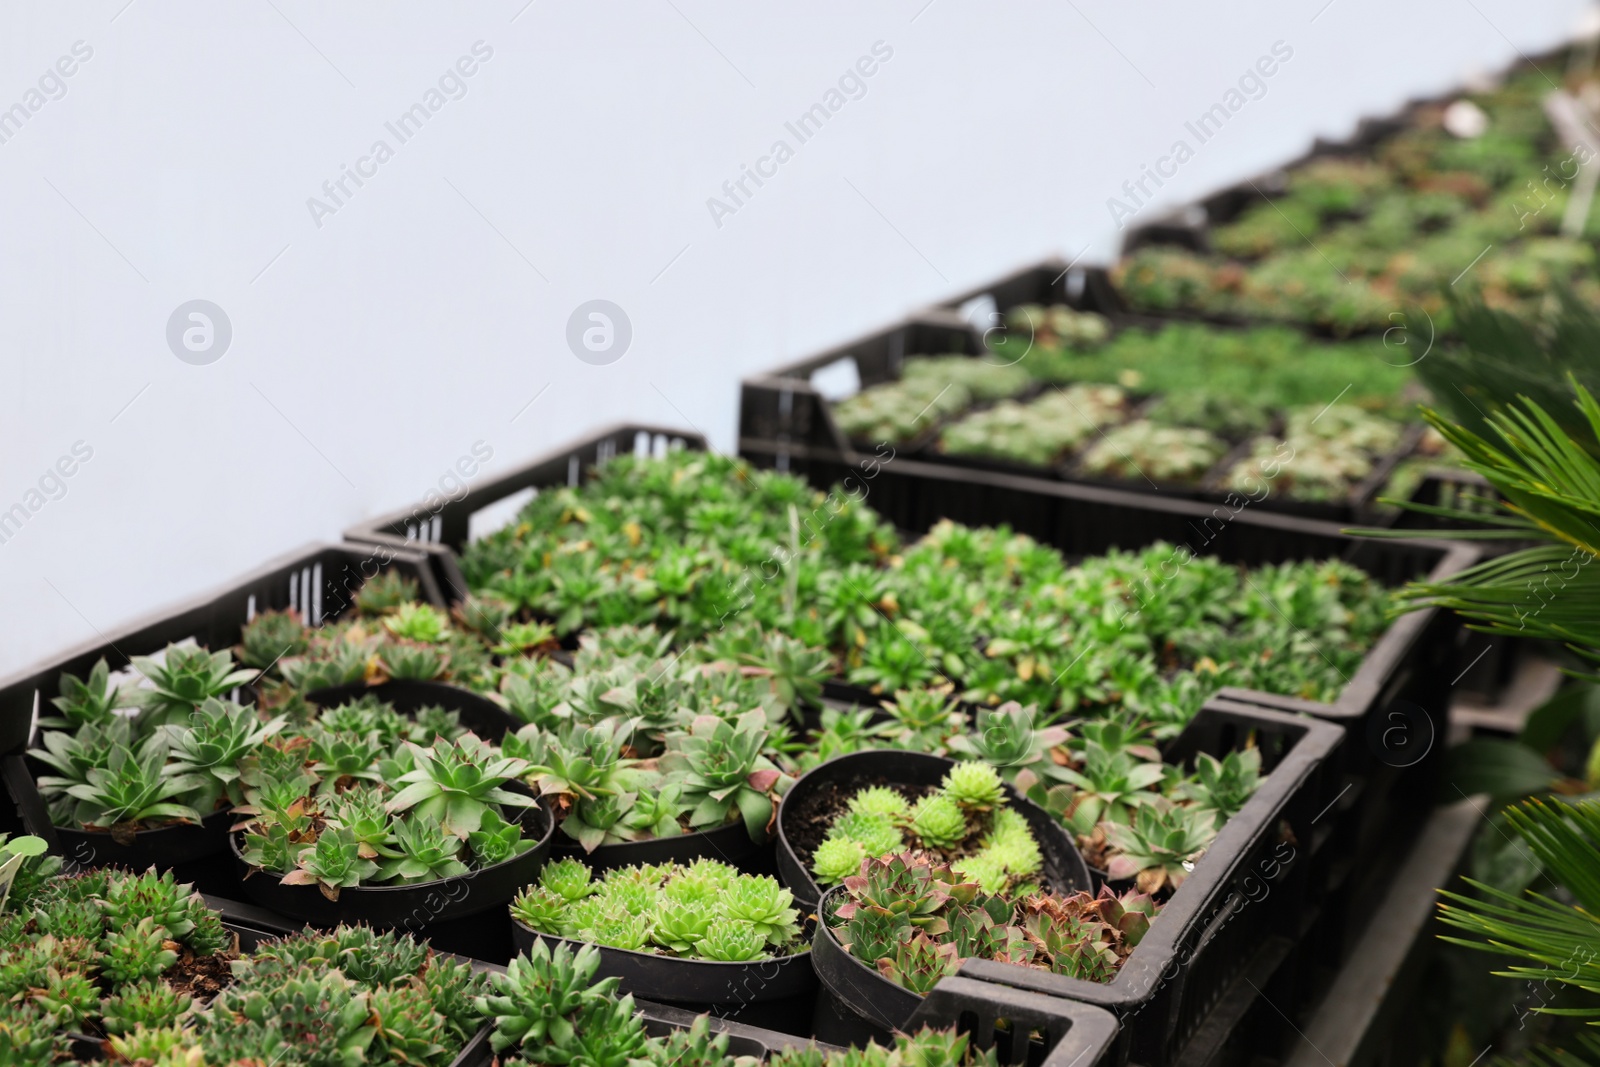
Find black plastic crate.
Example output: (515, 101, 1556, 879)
(344, 423, 706, 602)
(940, 698, 1340, 1067)
(932, 260, 1428, 524)
(737, 260, 1428, 526)
(0, 542, 442, 883)
(459, 956, 1118, 1066)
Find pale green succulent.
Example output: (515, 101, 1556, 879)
(511, 858, 806, 963)
(942, 761, 1004, 811)
(812, 838, 867, 884)
(910, 794, 968, 849)
(848, 786, 911, 820)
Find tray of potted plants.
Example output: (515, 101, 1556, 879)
(263, 602, 813, 873)
(13, 634, 556, 959)
(0, 543, 444, 894)
(930, 697, 1344, 1067)
(343, 440, 1470, 903)
(0, 844, 495, 1067)
(738, 266, 1436, 524)
(1111, 60, 1598, 335)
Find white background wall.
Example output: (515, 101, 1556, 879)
(0, 0, 1592, 676)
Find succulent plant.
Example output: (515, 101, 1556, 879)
(475, 941, 623, 1053)
(31, 718, 130, 812)
(513, 858, 803, 963)
(382, 601, 451, 644)
(1002, 303, 1112, 350)
(657, 710, 787, 841)
(949, 702, 1071, 784)
(1178, 748, 1264, 828)
(832, 855, 1152, 992)
(378, 640, 448, 682)
(850, 785, 912, 820)
(811, 838, 868, 884)
(97, 868, 199, 941)
(238, 609, 310, 671)
(910, 795, 969, 850)
(1104, 804, 1218, 893)
(369, 983, 448, 1065)
(280, 633, 371, 692)
(40, 656, 123, 729)
(942, 761, 1005, 811)
(355, 570, 420, 616)
(720, 875, 801, 947)
(100, 918, 180, 985)
(874, 687, 968, 753)
(283, 827, 381, 899)
(101, 978, 194, 1035)
(1079, 420, 1227, 484)
(28, 965, 98, 1028)
(164, 698, 284, 813)
(1058, 735, 1166, 827)
(378, 814, 471, 884)
(939, 385, 1127, 468)
(129, 643, 257, 727)
(696, 919, 766, 962)
(878, 932, 961, 993)
(837, 854, 979, 931)
(0, 1002, 70, 1066)
(386, 732, 535, 837)
(835, 810, 905, 857)
(60, 733, 205, 835)
(835, 374, 973, 445)
(540, 856, 596, 902)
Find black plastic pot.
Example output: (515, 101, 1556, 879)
(231, 800, 555, 963)
(775, 749, 1092, 913)
(510, 919, 818, 1033)
(57, 808, 236, 894)
(305, 679, 518, 741)
(5, 752, 241, 896)
(551, 817, 772, 875)
(809, 885, 918, 1045)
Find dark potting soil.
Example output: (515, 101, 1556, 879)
(164, 946, 237, 1001)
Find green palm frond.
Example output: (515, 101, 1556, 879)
(1489, 1032, 1600, 1067)
(1438, 798, 1600, 1024)
(1377, 378, 1600, 662)
(1423, 288, 1600, 453)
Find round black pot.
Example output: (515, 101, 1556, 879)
(305, 680, 518, 741)
(809, 886, 918, 1046)
(54, 808, 238, 896)
(511, 918, 818, 1032)
(551, 818, 772, 875)
(231, 801, 555, 962)
(775, 749, 1093, 912)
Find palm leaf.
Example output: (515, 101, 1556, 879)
(1437, 797, 1600, 1023)
(1366, 379, 1600, 665)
